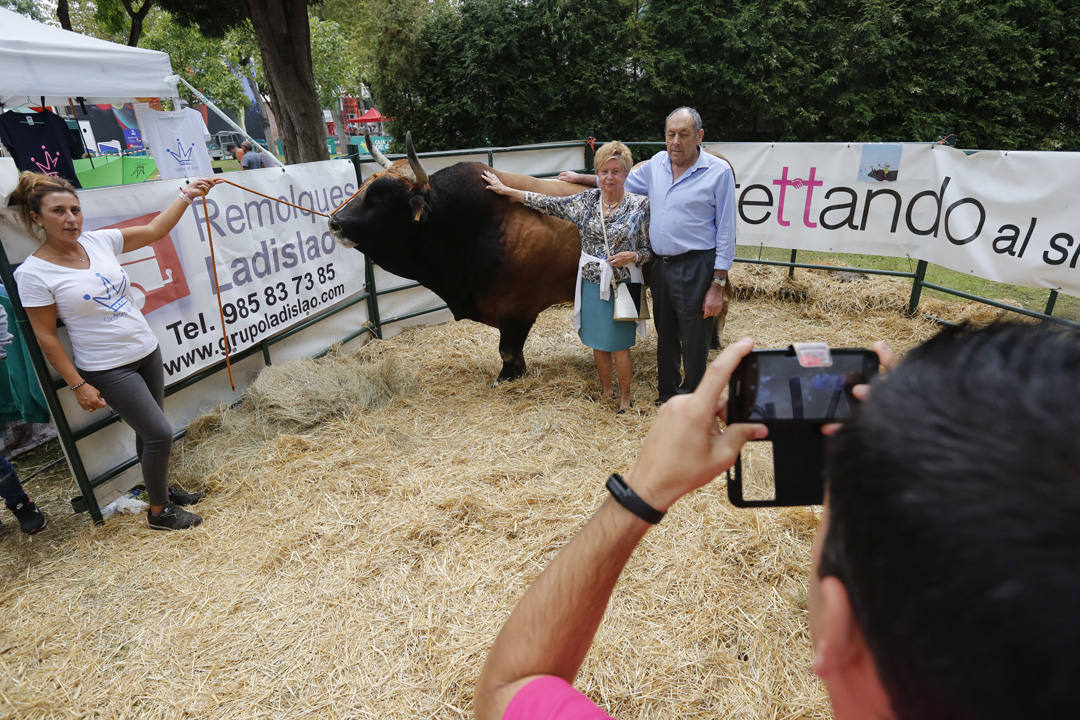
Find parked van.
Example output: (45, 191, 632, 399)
(206, 131, 246, 161)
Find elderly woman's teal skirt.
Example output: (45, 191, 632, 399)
(579, 278, 637, 352)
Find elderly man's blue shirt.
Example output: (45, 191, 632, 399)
(626, 149, 736, 270)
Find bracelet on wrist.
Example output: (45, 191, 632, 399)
(606, 473, 665, 524)
(178, 188, 194, 205)
(70, 381, 86, 391)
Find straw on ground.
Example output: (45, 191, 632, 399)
(0, 265, 1025, 719)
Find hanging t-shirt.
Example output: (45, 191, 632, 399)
(14, 229, 158, 371)
(140, 108, 213, 179)
(0, 110, 82, 187)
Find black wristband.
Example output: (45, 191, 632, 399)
(605, 473, 664, 524)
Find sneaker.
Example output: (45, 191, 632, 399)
(168, 487, 205, 506)
(11, 500, 47, 535)
(147, 502, 203, 531)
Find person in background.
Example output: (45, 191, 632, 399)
(228, 143, 244, 163)
(560, 107, 736, 405)
(475, 322, 1080, 720)
(0, 304, 46, 535)
(11, 172, 216, 531)
(483, 141, 652, 413)
(240, 141, 265, 170)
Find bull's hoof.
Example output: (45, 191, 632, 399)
(494, 364, 526, 385)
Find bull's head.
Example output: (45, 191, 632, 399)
(328, 131, 431, 251)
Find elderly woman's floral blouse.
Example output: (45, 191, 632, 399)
(524, 189, 651, 285)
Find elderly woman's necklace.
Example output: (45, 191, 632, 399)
(602, 195, 623, 216)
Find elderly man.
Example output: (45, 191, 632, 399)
(561, 107, 736, 404)
(475, 322, 1080, 720)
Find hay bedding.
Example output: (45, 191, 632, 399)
(0, 266, 1022, 719)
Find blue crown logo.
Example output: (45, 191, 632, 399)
(164, 137, 196, 166)
(83, 273, 131, 313)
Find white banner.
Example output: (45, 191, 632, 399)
(706, 142, 1080, 297)
(76, 159, 366, 383)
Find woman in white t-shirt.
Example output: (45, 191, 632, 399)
(12, 172, 218, 531)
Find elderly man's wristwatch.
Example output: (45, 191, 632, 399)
(711, 276, 727, 288)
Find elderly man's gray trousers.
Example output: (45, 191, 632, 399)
(650, 249, 717, 402)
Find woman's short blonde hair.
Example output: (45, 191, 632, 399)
(593, 141, 633, 174)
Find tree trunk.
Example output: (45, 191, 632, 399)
(56, 0, 72, 30)
(244, 0, 329, 165)
(121, 0, 154, 47)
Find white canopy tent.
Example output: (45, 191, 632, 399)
(0, 7, 178, 108)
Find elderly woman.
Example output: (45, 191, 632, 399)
(483, 141, 651, 413)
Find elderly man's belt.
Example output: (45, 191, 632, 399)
(656, 248, 713, 262)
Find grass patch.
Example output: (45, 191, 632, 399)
(735, 246, 1079, 322)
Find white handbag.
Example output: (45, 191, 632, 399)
(599, 201, 649, 322)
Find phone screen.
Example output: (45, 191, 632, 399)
(728, 349, 877, 424)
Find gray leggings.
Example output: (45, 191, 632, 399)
(79, 347, 172, 506)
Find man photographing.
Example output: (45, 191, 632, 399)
(474, 322, 1080, 719)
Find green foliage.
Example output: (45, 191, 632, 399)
(368, 0, 1080, 150)
(153, 0, 247, 38)
(1, 0, 49, 22)
(139, 9, 362, 114)
(141, 12, 256, 112)
(369, 0, 646, 152)
(309, 14, 365, 108)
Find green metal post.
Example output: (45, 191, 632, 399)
(1044, 290, 1058, 316)
(347, 154, 383, 338)
(907, 260, 928, 317)
(364, 257, 382, 339)
(788, 249, 797, 278)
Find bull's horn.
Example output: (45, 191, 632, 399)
(405, 131, 429, 187)
(365, 131, 392, 169)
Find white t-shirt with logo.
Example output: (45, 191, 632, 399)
(14, 229, 158, 371)
(140, 108, 213, 179)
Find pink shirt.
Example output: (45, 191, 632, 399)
(503, 676, 617, 720)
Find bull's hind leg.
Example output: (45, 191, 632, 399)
(710, 282, 735, 351)
(495, 318, 534, 384)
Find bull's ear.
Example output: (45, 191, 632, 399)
(409, 194, 428, 223)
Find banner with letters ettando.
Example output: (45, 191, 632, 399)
(707, 142, 1080, 298)
(79, 159, 366, 384)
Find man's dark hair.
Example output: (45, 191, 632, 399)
(821, 322, 1080, 720)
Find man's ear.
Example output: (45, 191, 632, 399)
(812, 576, 896, 719)
(811, 576, 863, 677)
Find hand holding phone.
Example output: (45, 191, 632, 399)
(726, 346, 879, 507)
(727, 348, 879, 425)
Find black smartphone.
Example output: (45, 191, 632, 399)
(727, 348, 878, 425)
(726, 347, 878, 508)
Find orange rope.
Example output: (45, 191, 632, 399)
(196, 172, 375, 391)
(216, 178, 333, 217)
(215, 176, 373, 219)
(199, 197, 235, 391)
